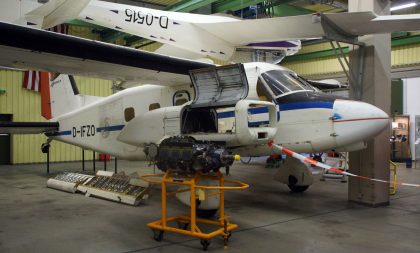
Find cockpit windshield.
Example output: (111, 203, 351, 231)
(261, 70, 316, 97)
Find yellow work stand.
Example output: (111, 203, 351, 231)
(141, 170, 249, 251)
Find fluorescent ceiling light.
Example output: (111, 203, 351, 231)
(390, 2, 417, 11)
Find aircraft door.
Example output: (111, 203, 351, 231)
(164, 107, 181, 136)
(189, 64, 248, 108)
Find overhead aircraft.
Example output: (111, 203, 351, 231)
(10, 0, 420, 63)
(1, 1, 420, 198)
(9, 0, 302, 63)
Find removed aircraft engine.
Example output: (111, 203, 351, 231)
(146, 136, 237, 173)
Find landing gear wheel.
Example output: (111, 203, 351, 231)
(200, 239, 210, 251)
(153, 230, 164, 242)
(287, 184, 309, 193)
(196, 208, 218, 218)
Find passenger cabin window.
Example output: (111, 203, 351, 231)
(149, 103, 161, 111)
(124, 107, 135, 122)
(173, 90, 191, 106)
(261, 70, 315, 97)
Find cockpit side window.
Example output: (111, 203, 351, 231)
(261, 70, 315, 97)
(256, 78, 273, 102)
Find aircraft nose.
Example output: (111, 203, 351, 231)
(332, 99, 390, 146)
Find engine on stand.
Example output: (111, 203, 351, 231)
(145, 136, 237, 174)
(141, 136, 248, 250)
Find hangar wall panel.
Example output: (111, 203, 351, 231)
(0, 70, 112, 164)
(68, 26, 101, 40)
(392, 45, 420, 68)
(283, 44, 420, 78)
(283, 56, 347, 77)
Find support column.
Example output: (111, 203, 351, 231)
(348, 0, 391, 206)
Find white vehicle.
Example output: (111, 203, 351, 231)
(0, 21, 389, 193)
(1, 1, 420, 196)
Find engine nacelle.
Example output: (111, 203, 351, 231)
(235, 100, 278, 146)
(274, 158, 314, 192)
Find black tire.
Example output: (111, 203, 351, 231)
(287, 184, 309, 193)
(200, 240, 210, 251)
(196, 208, 218, 218)
(153, 230, 164, 242)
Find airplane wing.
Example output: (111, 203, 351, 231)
(0, 21, 214, 86)
(195, 12, 420, 44)
(0, 122, 59, 134)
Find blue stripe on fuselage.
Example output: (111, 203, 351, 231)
(279, 101, 334, 111)
(217, 101, 333, 120)
(218, 111, 235, 119)
(45, 130, 72, 137)
(96, 124, 125, 132)
(46, 124, 125, 137)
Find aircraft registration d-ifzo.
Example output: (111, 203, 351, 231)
(1, 1, 420, 205)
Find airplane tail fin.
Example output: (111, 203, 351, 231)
(41, 74, 102, 120)
(25, 0, 90, 29)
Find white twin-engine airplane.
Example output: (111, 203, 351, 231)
(1, 1, 420, 196)
(0, 22, 389, 195)
(14, 0, 420, 62)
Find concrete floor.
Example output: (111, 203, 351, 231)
(0, 158, 420, 253)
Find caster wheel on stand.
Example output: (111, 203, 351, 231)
(200, 239, 210, 251)
(153, 230, 164, 242)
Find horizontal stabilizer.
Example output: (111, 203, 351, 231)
(196, 12, 420, 44)
(0, 122, 59, 134)
(325, 12, 420, 36)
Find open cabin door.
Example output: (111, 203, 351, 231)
(189, 64, 249, 108)
(182, 64, 249, 135)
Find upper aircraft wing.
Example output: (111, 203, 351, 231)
(195, 12, 420, 44)
(0, 21, 214, 86)
(19, 1, 420, 61)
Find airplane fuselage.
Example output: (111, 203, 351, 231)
(49, 62, 389, 160)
